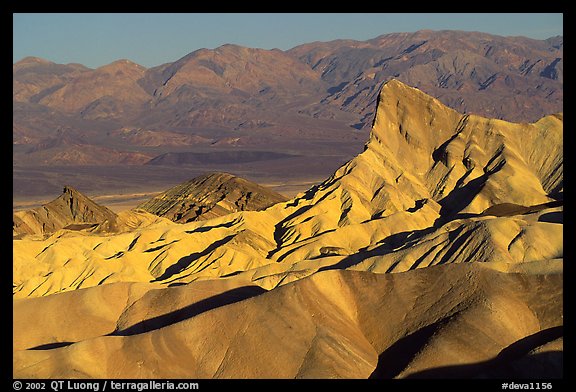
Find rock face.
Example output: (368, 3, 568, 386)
(13, 80, 563, 379)
(13, 186, 118, 236)
(137, 172, 288, 223)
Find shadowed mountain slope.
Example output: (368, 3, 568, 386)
(14, 264, 562, 378)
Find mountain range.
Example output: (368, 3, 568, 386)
(13, 79, 563, 379)
(13, 30, 563, 199)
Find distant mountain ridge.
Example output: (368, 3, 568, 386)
(289, 30, 562, 125)
(14, 31, 563, 123)
(13, 30, 563, 198)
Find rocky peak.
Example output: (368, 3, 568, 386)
(13, 186, 118, 237)
(138, 172, 288, 223)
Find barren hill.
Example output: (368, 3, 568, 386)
(13, 186, 118, 237)
(13, 57, 90, 103)
(138, 172, 288, 223)
(14, 264, 562, 378)
(13, 80, 562, 379)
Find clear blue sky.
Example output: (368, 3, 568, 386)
(13, 13, 563, 69)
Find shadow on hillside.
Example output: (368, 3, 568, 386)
(369, 325, 563, 379)
(151, 234, 235, 282)
(185, 217, 242, 234)
(28, 341, 74, 350)
(538, 211, 563, 224)
(316, 225, 439, 272)
(110, 285, 266, 336)
(404, 351, 562, 379)
(368, 319, 444, 378)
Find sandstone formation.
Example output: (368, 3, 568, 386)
(13, 80, 563, 379)
(14, 264, 562, 378)
(137, 172, 288, 223)
(13, 186, 118, 237)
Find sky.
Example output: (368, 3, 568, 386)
(13, 13, 563, 69)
